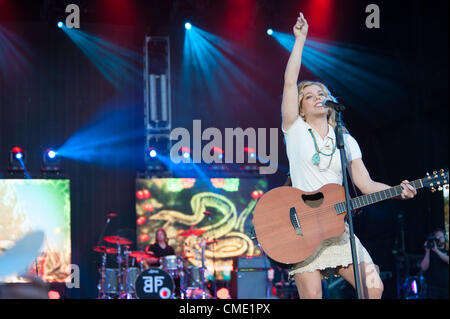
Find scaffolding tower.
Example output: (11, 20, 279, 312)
(143, 35, 172, 172)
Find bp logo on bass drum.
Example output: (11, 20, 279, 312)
(135, 268, 174, 299)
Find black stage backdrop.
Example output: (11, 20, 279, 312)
(0, 0, 448, 298)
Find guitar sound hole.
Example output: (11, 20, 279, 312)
(301, 192, 324, 208)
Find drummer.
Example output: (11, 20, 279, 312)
(144, 228, 175, 267)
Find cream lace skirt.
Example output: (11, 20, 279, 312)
(289, 223, 373, 278)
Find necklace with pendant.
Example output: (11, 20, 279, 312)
(308, 128, 336, 170)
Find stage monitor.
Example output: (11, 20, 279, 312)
(0, 179, 71, 283)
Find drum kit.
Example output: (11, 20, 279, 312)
(93, 227, 214, 299)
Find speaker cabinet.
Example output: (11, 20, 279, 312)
(230, 270, 268, 299)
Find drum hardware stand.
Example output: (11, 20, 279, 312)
(179, 268, 186, 299)
(205, 213, 217, 298)
(115, 241, 123, 298)
(97, 252, 108, 299)
(95, 214, 115, 299)
(119, 248, 137, 299)
(200, 240, 207, 299)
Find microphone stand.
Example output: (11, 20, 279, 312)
(333, 103, 363, 299)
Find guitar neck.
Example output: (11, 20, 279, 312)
(335, 178, 424, 214)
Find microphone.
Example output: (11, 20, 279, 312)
(322, 98, 346, 111)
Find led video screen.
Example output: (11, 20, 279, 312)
(136, 177, 267, 280)
(0, 179, 71, 283)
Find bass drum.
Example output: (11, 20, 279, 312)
(135, 268, 174, 299)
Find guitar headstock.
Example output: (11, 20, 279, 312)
(423, 169, 449, 192)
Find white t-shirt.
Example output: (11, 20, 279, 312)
(283, 116, 362, 192)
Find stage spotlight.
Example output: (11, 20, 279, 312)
(57, 22, 64, 28)
(182, 152, 190, 159)
(148, 148, 157, 158)
(42, 148, 61, 173)
(267, 29, 273, 35)
(185, 22, 192, 30)
(48, 150, 57, 159)
(8, 146, 26, 172)
(178, 146, 192, 161)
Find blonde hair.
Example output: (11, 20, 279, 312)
(297, 81, 337, 128)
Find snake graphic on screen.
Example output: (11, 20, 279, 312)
(136, 178, 265, 279)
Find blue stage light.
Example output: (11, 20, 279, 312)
(185, 22, 192, 30)
(42, 148, 61, 173)
(182, 152, 190, 159)
(267, 29, 273, 35)
(48, 150, 57, 159)
(57, 22, 64, 28)
(15, 152, 23, 160)
(149, 149, 157, 158)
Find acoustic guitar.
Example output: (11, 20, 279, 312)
(252, 170, 448, 265)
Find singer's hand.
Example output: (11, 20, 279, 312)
(293, 12, 308, 39)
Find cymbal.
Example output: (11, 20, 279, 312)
(128, 251, 150, 259)
(92, 246, 118, 254)
(105, 247, 118, 254)
(92, 245, 107, 253)
(179, 228, 206, 237)
(104, 235, 133, 245)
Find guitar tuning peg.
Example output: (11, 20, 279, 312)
(438, 186, 443, 191)
(431, 187, 436, 193)
(440, 169, 444, 173)
(433, 171, 437, 175)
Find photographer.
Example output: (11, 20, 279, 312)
(420, 228, 449, 299)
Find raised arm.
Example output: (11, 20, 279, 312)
(281, 12, 308, 131)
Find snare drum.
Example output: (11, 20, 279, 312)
(160, 255, 182, 271)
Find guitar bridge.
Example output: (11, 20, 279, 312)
(290, 207, 303, 236)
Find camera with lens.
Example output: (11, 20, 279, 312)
(426, 235, 440, 249)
